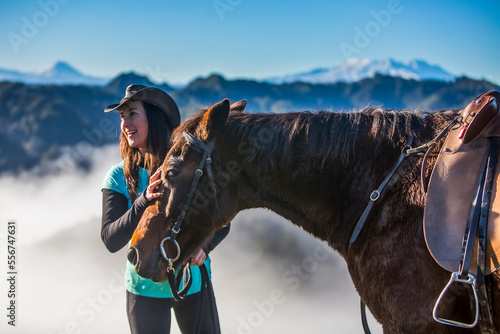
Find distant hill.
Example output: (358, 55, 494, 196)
(0, 61, 179, 88)
(0, 82, 119, 174)
(0, 72, 498, 174)
(0, 58, 470, 88)
(170, 73, 498, 114)
(0, 61, 110, 86)
(264, 58, 457, 85)
(105, 72, 174, 95)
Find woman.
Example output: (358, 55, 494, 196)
(100, 84, 228, 334)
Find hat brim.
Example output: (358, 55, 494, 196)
(104, 88, 144, 113)
(103, 87, 180, 128)
(104, 103, 121, 112)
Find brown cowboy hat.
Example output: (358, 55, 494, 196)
(104, 84, 180, 128)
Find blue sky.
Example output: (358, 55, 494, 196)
(1, 0, 499, 85)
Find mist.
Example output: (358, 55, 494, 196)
(0, 144, 120, 246)
(0, 145, 382, 334)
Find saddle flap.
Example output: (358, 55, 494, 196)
(462, 90, 500, 144)
(424, 91, 500, 275)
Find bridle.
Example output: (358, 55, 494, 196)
(159, 131, 218, 300)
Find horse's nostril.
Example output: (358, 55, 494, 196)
(127, 247, 138, 266)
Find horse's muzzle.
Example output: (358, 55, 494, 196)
(127, 246, 171, 282)
(127, 247, 138, 266)
(127, 245, 161, 280)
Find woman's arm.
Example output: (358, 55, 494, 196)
(101, 169, 162, 253)
(101, 189, 150, 253)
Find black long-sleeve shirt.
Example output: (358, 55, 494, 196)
(101, 188, 230, 254)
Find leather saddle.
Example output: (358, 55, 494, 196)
(424, 90, 500, 275)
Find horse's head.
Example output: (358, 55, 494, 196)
(128, 99, 246, 281)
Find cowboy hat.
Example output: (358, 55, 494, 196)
(104, 84, 180, 128)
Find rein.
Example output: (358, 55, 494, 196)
(351, 113, 499, 334)
(350, 116, 466, 334)
(349, 134, 414, 243)
(350, 115, 463, 244)
(159, 132, 218, 301)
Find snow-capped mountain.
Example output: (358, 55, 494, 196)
(265, 58, 457, 84)
(0, 61, 109, 86)
(1, 58, 458, 87)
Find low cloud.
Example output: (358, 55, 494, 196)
(0, 144, 120, 246)
(0, 145, 382, 333)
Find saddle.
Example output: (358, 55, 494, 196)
(424, 90, 500, 275)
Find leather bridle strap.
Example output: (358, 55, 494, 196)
(160, 132, 216, 301)
(352, 135, 414, 334)
(405, 115, 463, 193)
(351, 116, 462, 244)
(170, 132, 216, 240)
(350, 134, 414, 243)
(403, 115, 463, 193)
(360, 301, 372, 334)
(167, 263, 193, 301)
(193, 264, 219, 334)
(405, 116, 462, 156)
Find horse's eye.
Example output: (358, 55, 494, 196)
(166, 169, 180, 179)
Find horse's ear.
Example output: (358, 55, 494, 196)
(230, 100, 247, 113)
(200, 99, 230, 141)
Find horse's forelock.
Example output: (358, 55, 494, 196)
(170, 109, 207, 145)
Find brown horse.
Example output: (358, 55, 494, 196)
(129, 99, 500, 333)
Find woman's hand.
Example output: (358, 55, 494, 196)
(187, 248, 207, 267)
(145, 168, 163, 201)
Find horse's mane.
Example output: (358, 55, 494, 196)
(173, 107, 456, 172)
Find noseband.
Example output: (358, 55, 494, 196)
(159, 132, 218, 300)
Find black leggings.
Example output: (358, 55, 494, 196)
(126, 288, 221, 334)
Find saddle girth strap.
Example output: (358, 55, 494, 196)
(458, 150, 488, 278)
(477, 138, 498, 332)
(458, 138, 499, 332)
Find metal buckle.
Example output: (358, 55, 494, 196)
(171, 226, 180, 235)
(464, 112, 476, 125)
(433, 272, 479, 329)
(370, 190, 380, 201)
(160, 237, 181, 263)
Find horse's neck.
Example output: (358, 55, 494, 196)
(220, 112, 408, 252)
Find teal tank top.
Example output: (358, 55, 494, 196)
(102, 160, 211, 298)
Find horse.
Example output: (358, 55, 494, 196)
(128, 98, 500, 333)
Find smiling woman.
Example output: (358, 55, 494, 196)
(120, 101, 149, 155)
(100, 84, 229, 334)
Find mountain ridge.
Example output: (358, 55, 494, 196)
(0, 61, 109, 86)
(0, 72, 498, 175)
(264, 58, 457, 85)
(0, 58, 472, 87)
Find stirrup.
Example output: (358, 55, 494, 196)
(433, 272, 479, 328)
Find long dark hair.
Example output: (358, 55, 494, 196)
(120, 101, 172, 202)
